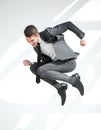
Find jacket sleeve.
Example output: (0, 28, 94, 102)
(45, 21, 85, 39)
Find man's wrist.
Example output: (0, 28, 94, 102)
(81, 36, 86, 40)
(29, 62, 32, 66)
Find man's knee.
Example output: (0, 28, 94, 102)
(37, 66, 45, 78)
(30, 63, 37, 74)
(30, 65, 33, 72)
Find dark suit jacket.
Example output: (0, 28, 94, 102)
(34, 21, 85, 83)
(39, 21, 85, 60)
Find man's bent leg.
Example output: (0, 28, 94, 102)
(37, 60, 76, 84)
(37, 60, 84, 95)
(30, 63, 66, 89)
(30, 63, 68, 105)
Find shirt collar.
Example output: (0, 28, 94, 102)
(39, 37, 42, 44)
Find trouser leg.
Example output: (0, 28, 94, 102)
(30, 62, 69, 105)
(30, 62, 60, 89)
(37, 59, 76, 85)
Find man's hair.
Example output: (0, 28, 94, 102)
(24, 25, 38, 37)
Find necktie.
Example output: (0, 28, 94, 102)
(36, 43, 41, 83)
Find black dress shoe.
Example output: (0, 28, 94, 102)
(58, 83, 68, 105)
(71, 73, 84, 96)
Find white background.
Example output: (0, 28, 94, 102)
(0, 0, 101, 130)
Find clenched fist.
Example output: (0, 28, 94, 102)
(80, 40, 87, 47)
(23, 59, 32, 66)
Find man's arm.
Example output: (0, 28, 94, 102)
(45, 21, 85, 39)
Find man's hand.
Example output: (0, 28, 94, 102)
(80, 40, 87, 47)
(23, 59, 32, 66)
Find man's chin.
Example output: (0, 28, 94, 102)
(32, 44, 37, 47)
(33, 45, 37, 47)
(34, 43, 39, 47)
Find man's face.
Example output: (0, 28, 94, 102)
(26, 34, 40, 47)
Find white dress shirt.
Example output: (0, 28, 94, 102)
(39, 38, 56, 60)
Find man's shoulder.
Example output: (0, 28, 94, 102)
(39, 28, 52, 42)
